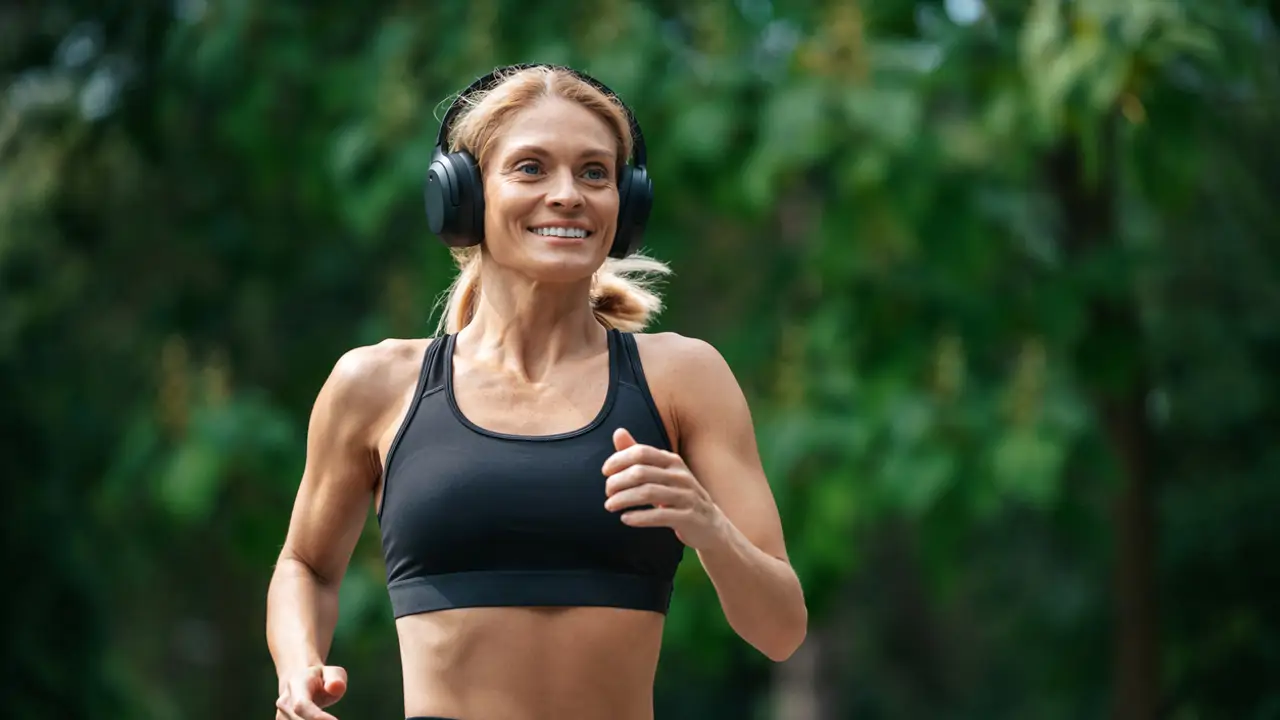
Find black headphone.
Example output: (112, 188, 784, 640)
(423, 63, 653, 260)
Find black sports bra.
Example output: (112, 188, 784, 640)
(376, 330, 686, 618)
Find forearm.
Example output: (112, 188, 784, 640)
(266, 557, 341, 681)
(697, 515, 808, 662)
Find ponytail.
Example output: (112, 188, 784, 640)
(434, 247, 484, 336)
(588, 254, 671, 332)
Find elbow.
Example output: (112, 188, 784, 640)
(761, 630, 807, 663)
(276, 548, 338, 588)
(760, 604, 809, 663)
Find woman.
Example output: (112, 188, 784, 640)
(266, 63, 807, 720)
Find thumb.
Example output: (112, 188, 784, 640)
(613, 427, 636, 452)
(322, 666, 348, 698)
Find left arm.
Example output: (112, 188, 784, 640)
(602, 335, 807, 662)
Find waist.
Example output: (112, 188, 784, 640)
(387, 569, 674, 618)
(397, 606, 663, 720)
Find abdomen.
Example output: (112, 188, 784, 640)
(396, 606, 664, 720)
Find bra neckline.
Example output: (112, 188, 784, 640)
(443, 329, 621, 443)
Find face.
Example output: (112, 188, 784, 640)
(481, 97, 621, 282)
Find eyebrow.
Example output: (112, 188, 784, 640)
(503, 144, 615, 162)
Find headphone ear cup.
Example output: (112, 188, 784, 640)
(458, 153, 486, 243)
(611, 165, 653, 259)
(425, 150, 485, 248)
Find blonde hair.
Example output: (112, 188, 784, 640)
(432, 66, 671, 335)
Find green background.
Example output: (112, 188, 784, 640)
(4, 1, 1279, 718)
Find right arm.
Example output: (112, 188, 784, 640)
(267, 347, 390, 720)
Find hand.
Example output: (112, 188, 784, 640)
(602, 428, 726, 550)
(275, 665, 347, 720)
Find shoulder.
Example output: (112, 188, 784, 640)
(314, 337, 436, 428)
(631, 332, 734, 382)
(630, 332, 750, 430)
(330, 337, 433, 386)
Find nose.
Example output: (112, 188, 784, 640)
(544, 167, 584, 209)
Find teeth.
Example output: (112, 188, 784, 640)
(531, 227, 589, 238)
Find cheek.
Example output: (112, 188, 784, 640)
(595, 188, 621, 221)
(484, 183, 536, 228)
(488, 180, 527, 208)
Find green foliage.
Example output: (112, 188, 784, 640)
(3, 1, 1280, 718)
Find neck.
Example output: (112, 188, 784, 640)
(458, 260, 606, 382)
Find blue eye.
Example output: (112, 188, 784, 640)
(517, 162, 541, 175)
(584, 167, 607, 181)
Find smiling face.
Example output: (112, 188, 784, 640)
(480, 96, 622, 283)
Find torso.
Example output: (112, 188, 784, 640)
(364, 329, 685, 720)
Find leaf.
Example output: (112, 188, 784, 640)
(741, 79, 828, 207)
(329, 123, 376, 184)
(99, 416, 163, 514)
(158, 437, 223, 524)
(878, 446, 957, 516)
(989, 428, 1067, 509)
(672, 97, 736, 165)
(843, 86, 924, 150)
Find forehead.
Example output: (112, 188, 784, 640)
(492, 97, 618, 160)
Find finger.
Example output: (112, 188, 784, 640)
(303, 666, 326, 696)
(602, 443, 678, 476)
(604, 466, 647, 497)
(620, 506, 686, 528)
(278, 690, 338, 720)
(275, 697, 314, 720)
(605, 465, 684, 497)
(295, 699, 339, 720)
(277, 694, 302, 720)
(613, 427, 637, 452)
(605, 483, 687, 513)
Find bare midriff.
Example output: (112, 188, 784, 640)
(397, 606, 665, 720)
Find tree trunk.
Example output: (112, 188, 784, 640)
(1048, 112, 1159, 720)
(1106, 391, 1158, 720)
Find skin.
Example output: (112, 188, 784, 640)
(266, 94, 807, 720)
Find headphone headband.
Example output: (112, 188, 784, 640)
(433, 63, 648, 169)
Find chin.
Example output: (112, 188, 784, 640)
(516, 237, 609, 283)
(520, 253, 602, 284)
